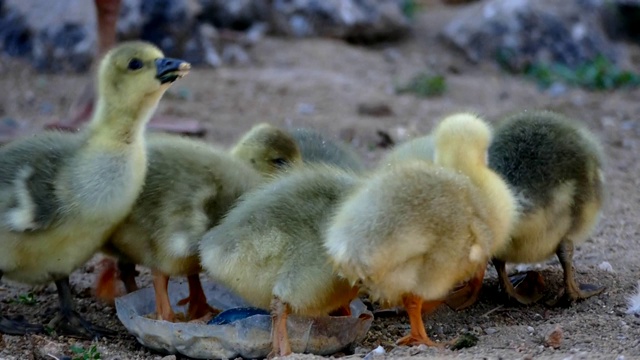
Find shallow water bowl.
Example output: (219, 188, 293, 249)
(115, 280, 373, 359)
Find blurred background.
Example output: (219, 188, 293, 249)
(0, 0, 638, 158)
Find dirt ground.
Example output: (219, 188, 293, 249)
(1, 3, 639, 360)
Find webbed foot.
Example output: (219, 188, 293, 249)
(396, 295, 447, 348)
(445, 264, 486, 310)
(47, 308, 115, 339)
(52, 278, 115, 339)
(508, 271, 546, 304)
(547, 239, 604, 307)
(494, 259, 545, 305)
(176, 274, 219, 321)
(0, 315, 44, 335)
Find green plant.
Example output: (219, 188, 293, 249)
(401, 0, 423, 19)
(11, 292, 37, 305)
(396, 72, 447, 97)
(523, 56, 640, 91)
(70, 344, 101, 360)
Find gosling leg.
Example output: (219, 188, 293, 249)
(550, 238, 605, 306)
(396, 294, 444, 347)
(444, 263, 486, 310)
(0, 271, 44, 335)
(267, 296, 292, 358)
(494, 258, 545, 305)
(48, 277, 115, 339)
(176, 274, 219, 321)
(152, 271, 175, 322)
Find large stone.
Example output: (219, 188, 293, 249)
(0, 0, 411, 73)
(198, 0, 270, 30)
(0, 0, 228, 72)
(2, 0, 96, 72)
(600, 0, 640, 42)
(441, 0, 621, 71)
(270, 0, 411, 41)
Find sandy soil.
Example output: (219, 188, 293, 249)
(0, 3, 639, 360)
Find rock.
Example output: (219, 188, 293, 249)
(138, 0, 203, 62)
(527, 326, 535, 333)
(363, 345, 385, 360)
(598, 261, 615, 273)
(270, 0, 411, 41)
(544, 325, 563, 349)
(441, 0, 621, 71)
(600, 0, 640, 42)
(198, 0, 270, 30)
(0, 0, 410, 73)
(0, 0, 248, 72)
(3, 0, 96, 72)
(484, 327, 498, 335)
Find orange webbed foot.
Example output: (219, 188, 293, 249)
(397, 295, 448, 348)
(177, 274, 220, 321)
(152, 271, 176, 322)
(396, 334, 445, 348)
(445, 263, 486, 311)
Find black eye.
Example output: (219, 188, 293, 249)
(272, 158, 288, 168)
(128, 58, 144, 70)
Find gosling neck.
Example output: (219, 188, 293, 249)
(86, 92, 161, 146)
(436, 150, 485, 180)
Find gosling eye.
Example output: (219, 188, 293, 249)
(128, 58, 144, 71)
(272, 158, 288, 168)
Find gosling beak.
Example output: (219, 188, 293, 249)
(155, 58, 191, 84)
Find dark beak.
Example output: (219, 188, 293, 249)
(155, 58, 191, 84)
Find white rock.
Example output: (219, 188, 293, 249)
(598, 261, 615, 273)
(363, 345, 385, 360)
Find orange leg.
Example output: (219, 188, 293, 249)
(396, 294, 443, 347)
(267, 297, 292, 358)
(329, 304, 352, 317)
(444, 263, 486, 311)
(94, 258, 124, 305)
(152, 270, 175, 322)
(176, 274, 219, 321)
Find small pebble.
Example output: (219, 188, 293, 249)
(160, 355, 177, 360)
(484, 327, 498, 335)
(527, 326, 534, 333)
(598, 261, 614, 273)
(545, 325, 563, 349)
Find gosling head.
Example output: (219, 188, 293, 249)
(96, 41, 191, 115)
(432, 112, 492, 170)
(231, 123, 302, 175)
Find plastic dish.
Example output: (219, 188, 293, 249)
(115, 279, 373, 359)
